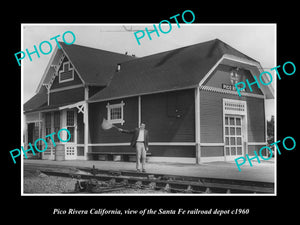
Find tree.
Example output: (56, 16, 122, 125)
(267, 115, 275, 157)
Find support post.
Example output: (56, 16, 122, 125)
(84, 87, 89, 160)
(138, 95, 141, 126)
(195, 87, 201, 164)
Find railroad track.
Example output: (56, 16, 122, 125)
(24, 163, 274, 194)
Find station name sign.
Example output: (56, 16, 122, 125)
(222, 83, 245, 92)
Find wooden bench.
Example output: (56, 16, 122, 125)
(87, 152, 151, 162)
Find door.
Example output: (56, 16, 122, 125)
(224, 115, 243, 160)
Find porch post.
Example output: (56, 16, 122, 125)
(195, 87, 201, 164)
(138, 96, 141, 126)
(84, 87, 89, 160)
(84, 102, 89, 160)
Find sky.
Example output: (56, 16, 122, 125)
(22, 23, 276, 119)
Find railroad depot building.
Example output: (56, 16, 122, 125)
(23, 39, 274, 163)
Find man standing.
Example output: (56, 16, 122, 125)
(117, 123, 149, 172)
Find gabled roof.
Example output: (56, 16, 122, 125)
(25, 38, 273, 114)
(88, 39, 263, 102)
(60, 42, 134, 86)
(25, 43, 134, 113)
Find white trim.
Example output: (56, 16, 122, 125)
(222, 54, 261, 67)
(84, 102, 89, 160)
(195, 87, 201, 164)
(200, 156, 226, 163)
(147, 157, 196, 164)
(200, 85, 265, 99)
(59, 61, 74, 83)
(199, 56, 225, 86)
(88, 143, 130, 146)
(138, 96, 141, 126)
(248, 142, 267, 146)
(150, 142, 195, 146)
(44, 52, 66, 91)
(88, 86, 197, 103)
(223, 99, 248, 160)
(25, 119, 42, 123)
(223, 98, 247, 116)
(200, 143, 224, 146)
(59, 101, 86, 110)
(88, 142, 196, 146)
(88, 142, 227, 147)
(36, 45, 59, 93)
(50, 84, 84, 93)
(60, 48, 86, 85)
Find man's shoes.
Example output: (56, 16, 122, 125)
(137, 169, 141, 172)
(142, 169, 146, 173)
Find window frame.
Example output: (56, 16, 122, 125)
(66, 110, 75, 143)
(106, 101, 125, 125)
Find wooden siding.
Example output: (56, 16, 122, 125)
(91, 146, 133, 153)
(200, 90, 266, 144)
(201, 146, 224, 157)
(88, 89, 195, 157)
(246, 98, 266, 143)
(248, 145, 267, 156)
(142, 90, 195, 142)
(204, 64, 264, 95)
(149, 146, 195, 157)
(90, 146, 195, 157)
(49, 87, 85, 106)
(51, 56, 83, 90)
(89, 97, 138, 143)
(200, 90, 223, 143)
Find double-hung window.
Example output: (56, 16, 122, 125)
(106, 101, 125, 125)
(66, 110, 75, 142)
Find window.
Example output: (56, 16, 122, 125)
(67, 110, 75, 142)
(223, 99, 246, 116)
(106, 101, 125, 125)
(59, 61, 74, 83)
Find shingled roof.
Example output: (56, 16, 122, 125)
(25, 38, 268, 113)
(88, 38, 259, 102)
(60, 42, 134, 86)
(25, 42, 133, 113)
(24, 88, 48, 113)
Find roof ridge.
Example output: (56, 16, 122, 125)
(118, 39, 218, 65)
(59, 41, 135, 59)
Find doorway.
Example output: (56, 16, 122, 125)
(224, 115, 243, 159)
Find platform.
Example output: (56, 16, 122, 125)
(23, 158, 275, 183)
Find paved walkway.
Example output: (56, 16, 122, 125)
(23, 158, 275, 183)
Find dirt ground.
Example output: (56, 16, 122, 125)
(24, 170, 77, 193)
(23, 170, 167, 194)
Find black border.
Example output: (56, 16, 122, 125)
(3, 4, 298, 221)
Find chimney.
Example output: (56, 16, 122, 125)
(116, 63, 121, 72)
